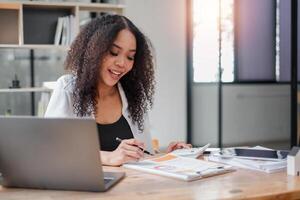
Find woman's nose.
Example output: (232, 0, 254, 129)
(115, 57, 125, 67)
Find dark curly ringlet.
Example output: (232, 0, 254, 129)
(64, 14, 155, 131)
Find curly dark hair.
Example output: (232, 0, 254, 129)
(64, 14, 155, 131)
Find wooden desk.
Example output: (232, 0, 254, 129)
(1, 166, 300, 200)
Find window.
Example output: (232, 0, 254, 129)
(193, 0, 234, 83)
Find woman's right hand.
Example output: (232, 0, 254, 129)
(100, 139, 145, 166)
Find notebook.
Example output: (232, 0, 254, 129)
(123, 153, 234, 181)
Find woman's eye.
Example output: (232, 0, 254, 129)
(127, 56, 134, 61)
(110, 51, 118, 56)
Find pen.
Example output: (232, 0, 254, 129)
(115, 137, 154, 156)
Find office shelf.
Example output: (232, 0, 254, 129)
(0, 87, 52, 93)
(0, 1, 124, 48)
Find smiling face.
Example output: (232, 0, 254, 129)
(99, 29, 137, 88)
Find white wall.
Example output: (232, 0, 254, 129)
(192, 84, 290, 148)
(124, 0, 187, 148)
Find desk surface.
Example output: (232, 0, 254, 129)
(1, 166, 300, 200)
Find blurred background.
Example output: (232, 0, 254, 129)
(0, 0, 298, 150)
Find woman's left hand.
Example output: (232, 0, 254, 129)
(166, 141, 192, 153)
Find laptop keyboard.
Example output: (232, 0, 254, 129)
(104, 177, 115, 185)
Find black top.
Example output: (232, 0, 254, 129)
(97, 115, 134, 151)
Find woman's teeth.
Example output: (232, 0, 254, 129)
(110, 70, 121, 75)
(109, 70, 122, 76)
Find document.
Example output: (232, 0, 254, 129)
(123, 154, 234, 181)
(208, 146, 287, 173)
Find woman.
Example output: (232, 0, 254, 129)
(45, 14, 191, 166)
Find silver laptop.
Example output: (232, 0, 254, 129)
(0, 116, 125, 192)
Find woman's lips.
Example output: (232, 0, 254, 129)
(108, 69, 122, 80)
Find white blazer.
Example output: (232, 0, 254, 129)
(45, 74, 153, 153)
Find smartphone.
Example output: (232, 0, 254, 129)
(233, 148, 289, 160)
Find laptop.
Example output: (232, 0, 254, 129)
(0, 116, 125, 192)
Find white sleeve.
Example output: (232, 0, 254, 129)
(141, 114, 154, 154)
(44, 78, 75, 118)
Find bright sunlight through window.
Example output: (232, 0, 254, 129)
(193, 0, 234, 82)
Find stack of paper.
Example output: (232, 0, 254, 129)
(208, 146, 287, 173)
(208, 155, 286, 173)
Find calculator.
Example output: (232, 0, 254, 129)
(171, 143, 211, 158)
